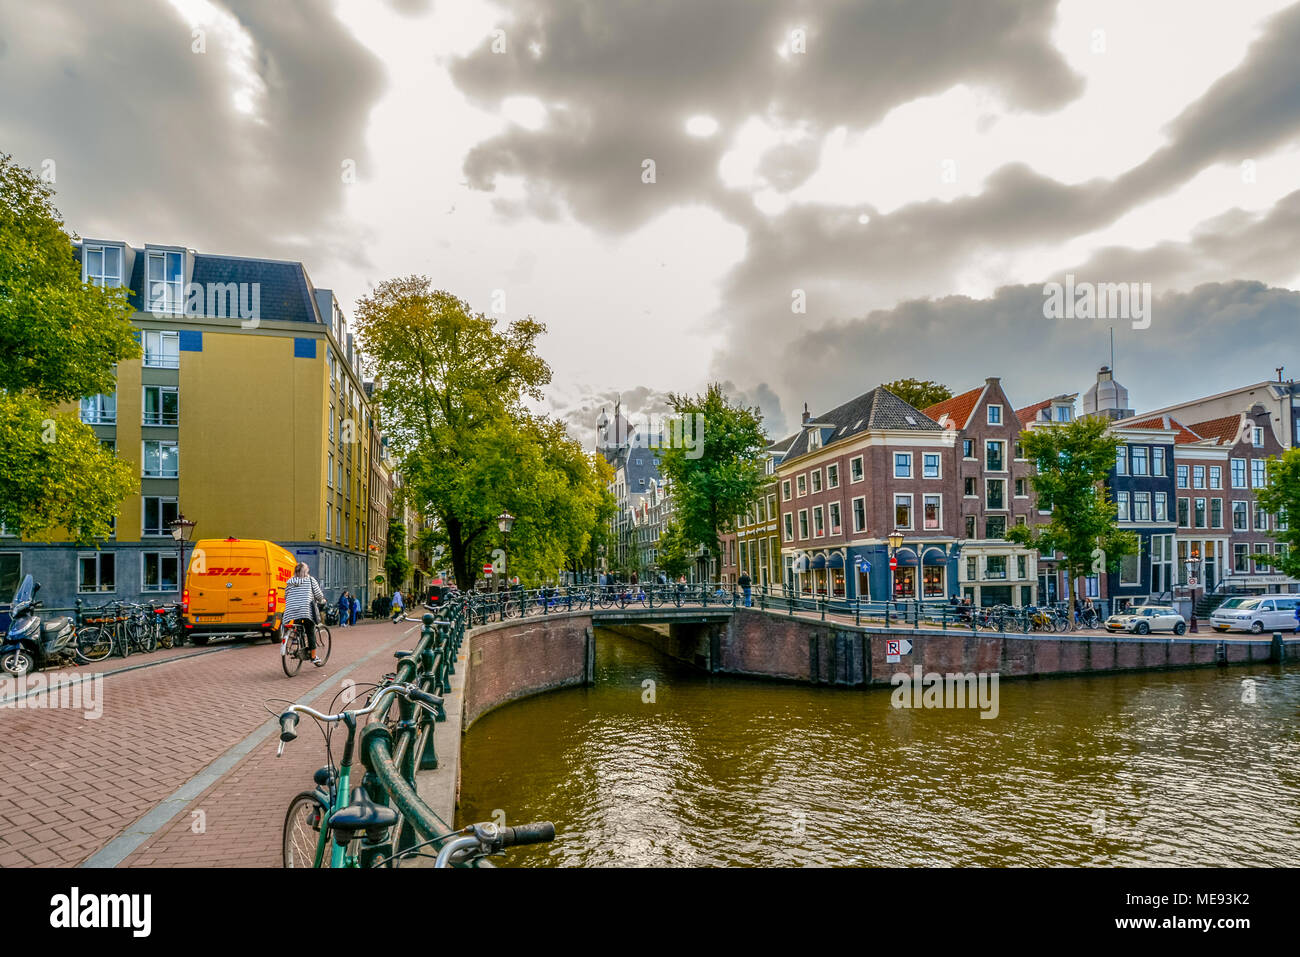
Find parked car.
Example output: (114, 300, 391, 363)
(1210, 595, 1300, 634)
(1105, 605, 1187, 635)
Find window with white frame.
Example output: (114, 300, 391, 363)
(827, 464, 839, 488)
(1176, 464, 1188, 489)
(894, 494, 913, 529)
(1251, 460, 1267, 488)
(987, 404, 1002, 425)
(1192, 465, 1205, 489)
(986, 478, 1005, 510)
(141, 552, 179, 591)
(142, 329, 180, 368)
(1231, 458, 1246, 488)
(810, 470, 822, 494)
(83, 244, 123, 287)
(143, 440, 179, 478)
(894, 452, 912, 478)
(852, 497, 865, 533)
(829, 502, 842, 534)
(1252, 427, 1264, 448)
(986, 440, 1004, 471)
(813, 506, 824, 537)
(1134, 491, 1152, 522)
(850, 456, 864, 482)
(1131, 446, 1149, 476)
(783, 513, 793, 541)
(143, 385, 179, 426)
(146, 250, 184, 314)
(78, 552, 116, 593)
(1255, 502, 1269, 531)
(796, 475, 807, 496)
(808, 430, 822, 451)
(798, 510, 809, 539)
(1153, 447, 1166, 476)
(1116, 447, 1128, 475)
(142, 496, 178, 536)
(1116, 490, 1130, 522)
(1155, 492, 1168, 523)
(923, 494, 941, 530)
(782, 480, 791, 501)
(80, 392, 117, 425)
(1210, 498, 1222, 528)
(1232, 500, 1248, 531)
(1210, 466, 1222, 489)
(923, 453, 940, 478)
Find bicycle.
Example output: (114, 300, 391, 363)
(281, 617, 332, 676)
(277, 681, 440, 868)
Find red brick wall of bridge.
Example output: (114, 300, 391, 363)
(462, 614, 593, 727)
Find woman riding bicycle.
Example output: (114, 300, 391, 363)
(283, 563, 326, 666)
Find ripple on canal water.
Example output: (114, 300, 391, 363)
(457, 630, 1300, 867)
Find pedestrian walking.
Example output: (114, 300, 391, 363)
(390, 588, 404, 623)
(337, 591, 350, 627)
(738, 571, 752, 607)
(350, 593, 360, 626)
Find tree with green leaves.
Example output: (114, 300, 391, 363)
(355, 279, 607, 589)
(658, 383, 767, 577)
(881, 378, 952, 410)
(656, 516, 692, 580)
(384, 515, 412, 592)
(1006, 416, 1138, 625)
(1252, 449, 1300, 580)
(0, 153, 140, 543)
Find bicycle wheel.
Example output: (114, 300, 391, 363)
(283, 791, 329, 867)
(314, 627, 331, 665)
(137, 623, 158, 653)
(116, 623, 131, 658)
(282, 632, 302, 677)
(75, 626, 113, 663)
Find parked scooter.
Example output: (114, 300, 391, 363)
(1, 575, 77, 676)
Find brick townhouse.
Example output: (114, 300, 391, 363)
(924, 377, 1044, 607)
(776, 387, 958, 602)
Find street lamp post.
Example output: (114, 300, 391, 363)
(1186, 547, 1202, 633)
(497, 512, 514, 597)
(887, 529, 905, 607)
(168, 513, 197, 596)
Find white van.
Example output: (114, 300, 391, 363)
(1210, 595, 1300, 634)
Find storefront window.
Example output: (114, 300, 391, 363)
(894, 566, 916, 598)
(922, 565, 944, 598)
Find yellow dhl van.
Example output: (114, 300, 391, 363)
(182, 538, 297, 644)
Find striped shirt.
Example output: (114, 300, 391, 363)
(283, 576, 325, 624)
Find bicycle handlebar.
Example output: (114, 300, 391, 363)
(274, 683, 444, 757)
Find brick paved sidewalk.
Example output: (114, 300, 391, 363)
(122, 624, 424, 867)
(0, 618, 420, 867)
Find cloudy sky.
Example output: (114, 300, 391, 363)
(3, 0, 1299, 438)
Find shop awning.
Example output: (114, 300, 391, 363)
(893, 548, 919, 568)
(921, 547, 948, 566)
(826, 552, 844, 568)
(809, 553, 827, 569)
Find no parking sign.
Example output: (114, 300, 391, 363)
(886, 638, 913, 663)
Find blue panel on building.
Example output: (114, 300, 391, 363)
(179, 330, 203, 352)
(294, 337, 317, 359)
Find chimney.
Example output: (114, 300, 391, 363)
(802, 403, 810, 425)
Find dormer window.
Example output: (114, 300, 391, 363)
(83, 244, 123, 288)
(146, 249, 184, 314)
(1054, 405, 1072, 422)
(808, 429, 822, 450)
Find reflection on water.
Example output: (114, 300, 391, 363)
(458, 629, 1300, 866)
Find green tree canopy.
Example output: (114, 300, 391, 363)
(656, 516, 692, 580)
(355, 279, 606, 589)
(0, 153, 140, 542)
(1253, 449, 1300, 579)
(658, 383, 767, 576)
(1006, 415, 1138, 622)
(881, 378, 952, 410)
(384, 514, 412, 592)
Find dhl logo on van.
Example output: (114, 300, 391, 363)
(201, 567, 257, 576)
(276, 568, 292, 582)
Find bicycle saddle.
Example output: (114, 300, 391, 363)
(329, 787, 398, 842)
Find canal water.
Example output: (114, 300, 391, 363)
(457, 628, 1300, 866)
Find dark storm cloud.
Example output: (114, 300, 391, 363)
(449, 0, 1082, 232)
(785, 281, 1300, 420)
(0, 0, 384, 266)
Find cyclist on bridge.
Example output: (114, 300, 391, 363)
(283, 563, 326, 666)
